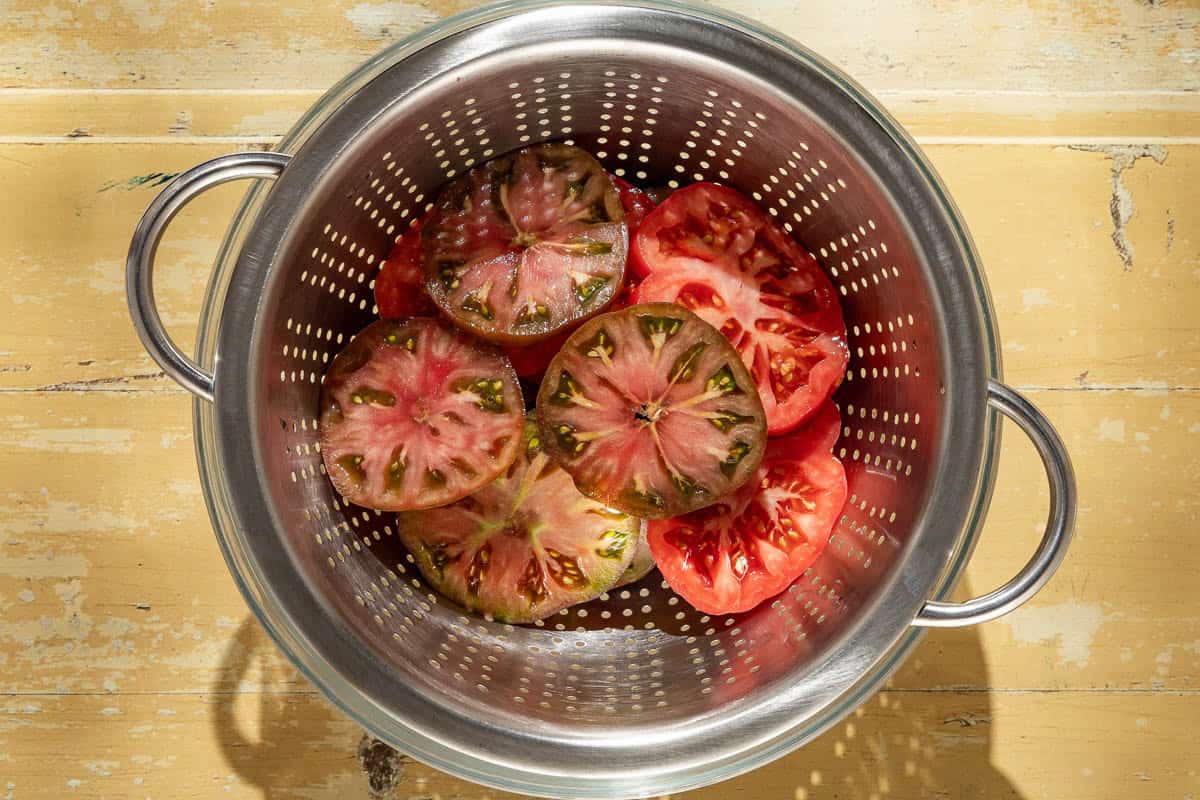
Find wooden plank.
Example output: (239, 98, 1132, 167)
(0, 391, 305, 695)
(0, 0, 1195, 93)
(1, 141, 1195, 391)
(690, 690, 1200, 800)
(886, 90, 1200, 142)
(2, 389, 1197, 693)
(0, 690, 1195, 799)
(929, 142, 1200, 390)
(0, 91, 318, 140)
(2, 89, 1198, 139)
(0, 142, 265, 392)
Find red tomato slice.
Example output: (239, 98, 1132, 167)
(611, 175, 655, 234)
(374, 221, 437, 319)
(632, 183, 848, 434)
(646, 400, 847, 614)
(612, 175, 657, 280)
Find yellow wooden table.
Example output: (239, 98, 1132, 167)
(2, 1, 1197, 797)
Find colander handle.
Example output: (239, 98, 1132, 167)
(126, 151, 291, 402)
(913, 380, 1077, 627)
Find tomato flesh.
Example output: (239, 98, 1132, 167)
(502, 330, 572, 379)
(631, 182, 848, 434)
(646, 400, 847, 614)
(319, 318, 525, 511)
(423, 144, 627, 343)
(397, 424, 639, 623)
(611, 175, 655, 235)
(614, 528, 656, 588)
(610, 174, 656, 296)
(374, 220, 436, 319)
(537, 302, 767, 519)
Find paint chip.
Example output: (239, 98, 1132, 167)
(1096, 418, 1126, 443)
(1004, 600, 1105, 667)
(1021, 287, 1052, 311)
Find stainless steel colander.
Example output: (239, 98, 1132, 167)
(125, 2, 1076, 796)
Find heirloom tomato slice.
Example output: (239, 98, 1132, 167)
(374, 220, 436, 318)
(319, 318, 524, 511)
(397, 424, 639, 623)
(536, 303, 767, 519)
(631, 182, 848, 433)
(423, 144, 627, 343)
(646, 401, 847, 614)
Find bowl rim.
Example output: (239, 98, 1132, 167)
(192, 1, 1003, 796)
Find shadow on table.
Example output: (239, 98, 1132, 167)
(213, 578, 1024, 800)
(212, 617, 406, 799)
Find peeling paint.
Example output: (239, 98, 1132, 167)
(1096, 417, 1126, 443)
(82, 760, 117, 777)
(1004, 600, 1105, 667)
(98, 172, 180, 193)
(1067, 144, 1167, 271)
(234, 109, 304, 135)
(168, 109, 192, 135)
(0, 426, 133, 454)
(344, 1, 440, 39)
(1021, 287, 1052, 311)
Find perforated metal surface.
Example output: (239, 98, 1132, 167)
(196, 2, 997, 796)
(265, 68, 936, 719)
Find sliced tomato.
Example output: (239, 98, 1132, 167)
(611, 175, 655, 234)
(501, 169, 657, 376)
(536, 302, 767, 519)
(319, 318, 524, 511)
(646, 400, 847, 614)
(374, 220, 436, 318)
(423, 144, 627, 343)
(631, 182, 848, 433)
(397, 424, 639, 623)
(613, 527, 656, 588)
(611, 175, 657, 285)
(644, 186, 674, 206)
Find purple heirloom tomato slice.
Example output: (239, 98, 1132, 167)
(423, 144, 627, 343)
(397, 424, 639, 623)
(319, 318, 524, 511)
(536, 302, 767, 519)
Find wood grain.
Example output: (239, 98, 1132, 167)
(0, 0, 1195, 94)
(2, 90, 1197, 140)
(0, 143, 1195, 392)
(1, 689, 1196, 799)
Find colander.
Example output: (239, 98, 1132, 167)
(125, 2, 1076, 796)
